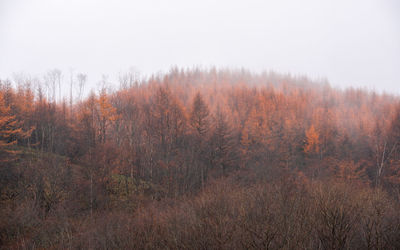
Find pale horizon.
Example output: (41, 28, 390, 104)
(1, 0, 399, 94)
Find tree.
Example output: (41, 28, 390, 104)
(209, 107, 237, 177)
(97, 90, 118, 144)
(0, 92, 29, 162)
(304, 125, 320, 156)
(371, 117, 398, 187)
(188, 92, 211, 189)
(45, 69, 62, 103)
(379, 105, 400, 187)
(189, 92, 210, 136)
(76, 73, 87, 102)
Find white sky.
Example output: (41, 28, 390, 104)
(0, 0, 399, 93)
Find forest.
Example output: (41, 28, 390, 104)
(1, 68, 400, 249)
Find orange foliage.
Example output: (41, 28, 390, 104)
(304, 125, 320, 155)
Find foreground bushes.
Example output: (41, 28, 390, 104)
(2, 174, 400, 249)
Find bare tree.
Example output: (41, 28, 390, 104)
(118, 67, 140, 89)
(69, 68, 75, 114)
(371, 119, 398, 187)
(45, 69, 62, 103)
(76, 73, 87, 102)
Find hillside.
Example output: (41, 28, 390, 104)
(1, 68, 400, 249)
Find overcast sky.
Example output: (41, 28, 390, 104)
(0, 0, 399, 93)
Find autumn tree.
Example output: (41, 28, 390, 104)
(78, 92, 97, 152)
(304, 125, 320, 157)
(0, 91, 30, 162)
(209, 107, 237, 177)
(147, 86, 186, 160)
(380, 105, 400, 187)
(189, 92, 210, 136)
(97, 89, 119, 144)
(240, 105, 268, 169)
(110, 90, 141, 180)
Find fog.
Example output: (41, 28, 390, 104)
(0, 0, 399, 93)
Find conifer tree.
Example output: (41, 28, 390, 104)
(0, 92, 30, 162)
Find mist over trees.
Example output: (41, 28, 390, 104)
(1, 68, 400, 249)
